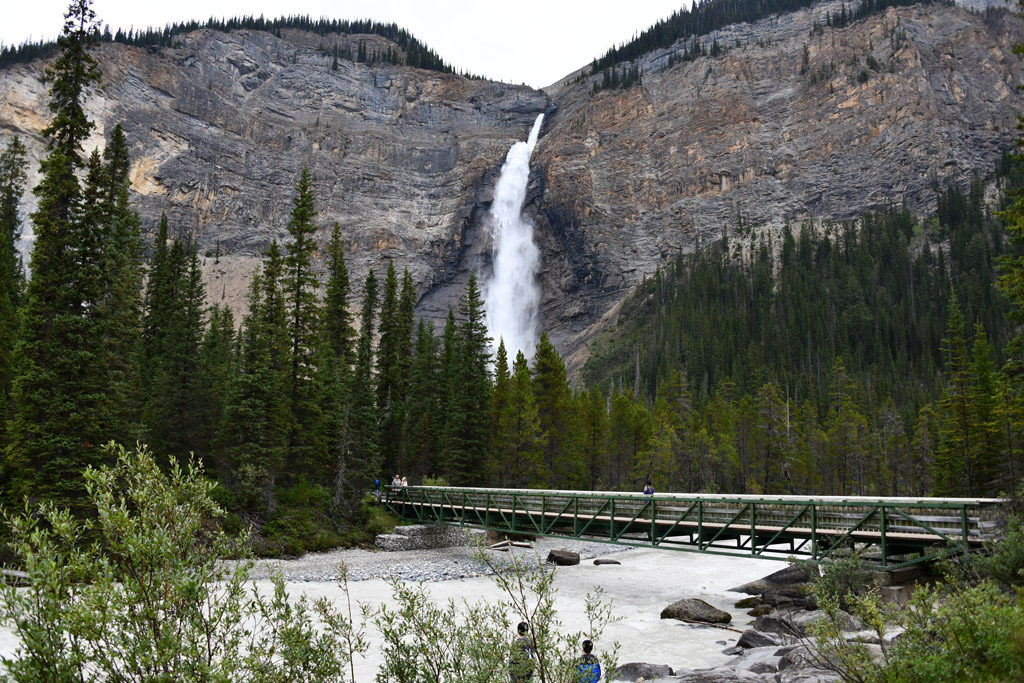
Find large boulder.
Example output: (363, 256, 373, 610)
(786, 609, 863, 636)
(730, 565, 810, 595)
(609, 663, 674, 680)
(730, 565, 814, 608)
(546, 549, 580, 566)
(660, 598, 732, 624)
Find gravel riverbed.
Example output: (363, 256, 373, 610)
(244, 537, 633, 583)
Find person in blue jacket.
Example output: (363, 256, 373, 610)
(576, 639, 601, 682)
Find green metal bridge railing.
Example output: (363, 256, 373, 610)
(383, 486, 1004, 569)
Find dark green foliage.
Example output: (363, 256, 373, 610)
(406, 318, 441, 480)
(445, 275, 492, 485)
(283, 167, 324, 480)
(322, 223, 355, 368)
(376, 262, 403, 478)
(196, 304, 235, 472)
(4, 0, 115, 509)
(533, 332, 581, 488)
(0, 136, 27, 442)
(219, 265, 288, 515)
(334, 270, 378, 517)
(141, 234, 205, 463)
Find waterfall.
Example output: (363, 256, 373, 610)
(483, 113, 545, 360)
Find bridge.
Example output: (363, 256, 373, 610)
(383, 486, 1003, 569)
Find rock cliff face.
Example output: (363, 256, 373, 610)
(0, 1, 1022, 367)
(0, 27, 548, 319)
(532, 1, 1024, 366)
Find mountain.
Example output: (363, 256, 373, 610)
(0, 0, 1022, 367)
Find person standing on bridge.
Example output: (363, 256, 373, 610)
(509, 621, 535, 682)
(643, 481, 655, 495)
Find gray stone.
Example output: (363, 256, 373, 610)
(730, 565, 810, 596)
(752, 612, 784, 634)
(594, 558, 622, 565)
(776, 670, 842, 683)
(737, 629, 778, 649)
(673, 669, 768, 682)
(729, 645, 779, 674)
(608, 662, 674, 680)
(734, 596, 762, 609)
(777, 645, 818, 671)
(546, 549, 580, 566)
(660, 598, 732, 624)
(785, 609, 863, 636)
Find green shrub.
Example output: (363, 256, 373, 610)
(0, 443, 365, 681)
(879, 582, 1024, 682)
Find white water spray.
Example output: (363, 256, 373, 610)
(483, 114, 545, 360)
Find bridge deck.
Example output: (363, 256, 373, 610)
(384, 487, 1003, 569)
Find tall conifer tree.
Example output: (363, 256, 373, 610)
(448, 274, 491, 485)
(376, 262, 402, 477)
(334, 270, 378, 516)
(533, 332, 581, 488)
(283, 167, 323, 478)
(220, 269, 288, 513)
(0, 136, 28, 441)
(5, 0, 109, 507)
(406, 318, 440, 480)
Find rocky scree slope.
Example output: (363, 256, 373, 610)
(0, 1, 1022, 367)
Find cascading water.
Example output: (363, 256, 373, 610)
(483, 113, 545, 360)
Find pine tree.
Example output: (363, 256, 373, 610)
(448, 274, 491, 486)
(578, 385, 609, 490)
(489, 340, 512, 486)
(197, 304, 235, 472)
(219, 269, 288, 514)
(532, 332, 581, 488)
(95, 124, 144, 445)
(935, 296, 973, 496)
(406, 318, 440, 480)
(375, 261, 402, 477)
(282, 167, 323, 479)
(0, 136, 28, 442)
(143, 238, 206, 462)
(322, 224, 355, 369)
(5, 0, 109, 508)
(334, 270, 378, 516)
(437, 308, 459, 476)
(505, 351, 543, 488)
(969, 323, 1002, 494)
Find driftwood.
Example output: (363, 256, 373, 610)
(676, 618, 743, 633)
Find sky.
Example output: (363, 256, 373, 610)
(2, 0, 692, 88)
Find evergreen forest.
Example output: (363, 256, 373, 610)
(2, 0, 1024, 559)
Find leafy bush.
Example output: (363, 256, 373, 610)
(877, 581, 1024, 682)
(0, 443, 365, 681)
(374, 548, 620, 682)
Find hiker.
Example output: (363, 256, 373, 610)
(401, 476, 408, 487)
(391, 474, 401, 487)
(643, 480, 654, 495)
(575, 639, 601, 683)
(509, 621, 534, 682)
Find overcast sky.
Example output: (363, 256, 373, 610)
(2, 0, 692, 88)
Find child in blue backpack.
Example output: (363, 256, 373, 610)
(576, 639, 601, 682)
